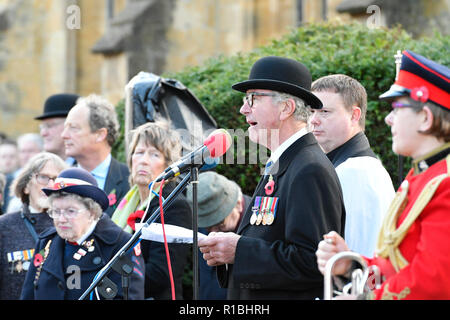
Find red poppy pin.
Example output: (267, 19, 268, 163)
(33, 253, 43, 267)
(264, 175, 275, 195)
(127, 210, 145, 231)
(108, 189, 117, 206)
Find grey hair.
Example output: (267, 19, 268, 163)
(11, 152, 68, 204)
(17, 133, 44, 150)
(77, 94, 119, 147)
(127, 119, 182, 185)
(272, 91, 311, 122)
(48, 192, 103, 220)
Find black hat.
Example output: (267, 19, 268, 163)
(379, 50, 450, 111)
(35, 93, 80, 120)
(232, 56, 322, 109)
(42, 167, 109, 211)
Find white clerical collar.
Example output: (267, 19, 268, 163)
(267, 127, 308, 165)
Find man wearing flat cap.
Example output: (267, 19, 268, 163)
(35, 94, 79, 165)
(199, 56, 345, 299)
(187, 171, 251, 299)
(316, 50, 450, 300)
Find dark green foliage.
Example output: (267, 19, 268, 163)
(112, 99, 126, 164)
(113, 21, 449, 192)
(111, 21, 449, 299)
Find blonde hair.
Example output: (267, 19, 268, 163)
(127, 120, 182, 185)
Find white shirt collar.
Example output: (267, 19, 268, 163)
(74, 219, 99, 245)
(267, 127, 308, 165)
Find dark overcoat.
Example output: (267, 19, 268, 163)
(20, 214, 145, 300)
(104, 157, 130, 217)
(219, 132, 346, 299)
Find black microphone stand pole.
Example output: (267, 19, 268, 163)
(191, 166, 199, 300)
(78, 172, 192, 300)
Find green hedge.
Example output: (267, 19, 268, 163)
(111, 21, 449, 299)
(113, 21, 450, 194)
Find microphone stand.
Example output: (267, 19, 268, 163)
(78, 172, 192, 300)
(191, 166, 199, 300)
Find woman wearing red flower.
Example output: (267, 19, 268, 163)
(111, 120, 192, 300)
(0, 152, 67, 300)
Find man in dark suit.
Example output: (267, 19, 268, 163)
(199, 56, 345, 299)
(62, 94, 129, 216)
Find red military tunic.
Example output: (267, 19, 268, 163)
(365, 144, 450, 299)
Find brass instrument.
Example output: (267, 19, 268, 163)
(323, 251, 380, 300)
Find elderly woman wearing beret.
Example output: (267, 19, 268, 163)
(111, 120, 192, 300)
(20, 167, 145, 300)
(0, 152, 67, 300)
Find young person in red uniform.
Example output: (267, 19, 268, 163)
(316, 50, 450, 300)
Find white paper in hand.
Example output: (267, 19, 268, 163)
(139, 223, 207, 244)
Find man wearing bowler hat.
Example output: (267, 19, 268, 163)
(35, 94, 79, 165)
(199, 56, 345, 299)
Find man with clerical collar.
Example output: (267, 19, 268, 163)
(316, 50, 450, 300)
(309, 74, 395, 257)
(199, 56, 345, 300)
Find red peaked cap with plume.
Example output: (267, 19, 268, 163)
(379, 50, 450, 111)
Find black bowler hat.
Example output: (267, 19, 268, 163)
(42, 167, 109, 211)
(232, 56, 322, 109)
(379, 50, 450, 111)
(35, 93, 80, 120)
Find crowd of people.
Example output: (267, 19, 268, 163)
(0, 49, 449, 300)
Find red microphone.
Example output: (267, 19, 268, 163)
(155, 129, 232, 182)
(202, 128, 232, 158)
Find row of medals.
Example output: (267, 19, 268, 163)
(8, 239, 95, 274)
(250, 208, 275, 225)
(9, 258, 32, 273)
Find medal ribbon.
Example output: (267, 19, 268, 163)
(261, 197, 268, 216)
(271, 197, 279, 218)
(254, 196, 261, 213)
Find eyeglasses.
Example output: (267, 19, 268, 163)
(392, 102, 414, 109)
(35, 174, 57, 185)
(391, 101, 420, 115)
(48, 207, 87, 219)
(39, 121, 65, 131)
(243, 92, 278, 108)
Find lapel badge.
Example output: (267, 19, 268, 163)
(264, 175, 275, 195)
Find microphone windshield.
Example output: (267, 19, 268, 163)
(203, 129, 232, 158)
